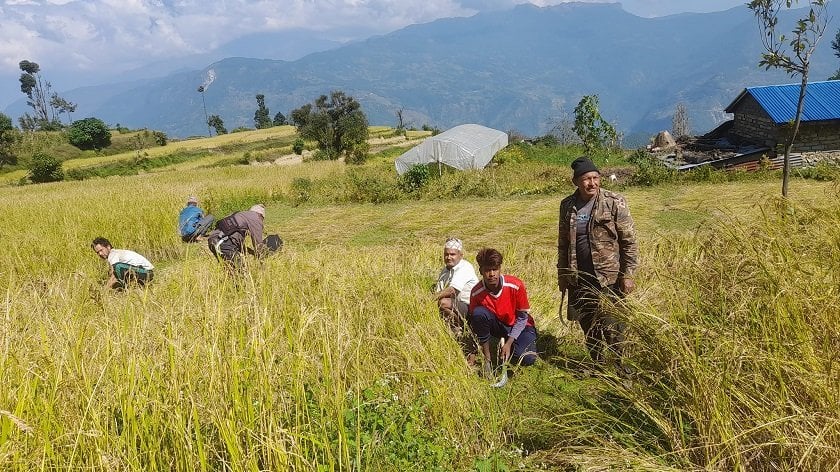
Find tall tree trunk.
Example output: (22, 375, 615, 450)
(783, 74, 809, 197)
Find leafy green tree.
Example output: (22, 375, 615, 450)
(0, 113, 18, 169)
(273, 112, 287, 126)
(573, 95, 618, 153)
(291, 91, 369, 161)
(748, 0, 829, 197)
(830, 29, 840, 80)
(208, 115, 227, 135)
(18, 60, 65, 129)
(29, 152, 64, 183)
(291, 104, 311, 127)
(68, 117, 112, 150)
(50, 94, 76, 123)
(254, 94, 272, 129)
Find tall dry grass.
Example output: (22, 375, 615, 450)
(1, 165, 837, 470)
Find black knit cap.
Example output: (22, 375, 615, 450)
(571, 156, 600, 179)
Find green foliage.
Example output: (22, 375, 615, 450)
(65, 150, 210, 180)
(292, 91, 369, 161)
(343, 375, 453, 470)
(231, 126, 252, 133)
(273, 112, 287, 126)
(795, 160, 840, 180)
(627, 148, 675, 186)
(573, 95, 619, 153)
(28, 151, 64, 183)
(344, 166, 402, 203)
(345, 142, 370, 165)
(0, 113, 16, 169)
(254, 94, 272, 129)
(208, 115, 227, 135)
(68, 117, 112, 150)
(290, 177, 313, 205)
(421, 124, 441, 135)
(399, 164, 432, 193)
(152, 131, 168, 146)
(292, 137, 305, 155)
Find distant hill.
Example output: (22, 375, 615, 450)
(5, 2, 839, 141)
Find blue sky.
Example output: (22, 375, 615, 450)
(0, 0, 748, 108)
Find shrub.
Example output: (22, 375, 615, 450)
(293, 138, 305, 155)
(152, 131, 168, 146)
(68, 117, 112, 150)
(796, 161, 840, 181)
(290, 177, 313, 205)
(399, 164, 432, 193)
(28, 152, 64, 183)
(627, 148, 675, 186)
(345, 142, 370, 165)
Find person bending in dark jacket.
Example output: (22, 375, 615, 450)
(207, 204, 267, 270)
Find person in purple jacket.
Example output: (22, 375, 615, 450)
(207, 204, 268, 270)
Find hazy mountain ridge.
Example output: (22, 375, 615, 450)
(4, 1, 838, 140)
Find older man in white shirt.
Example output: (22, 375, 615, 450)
(434, 237, 478, 338)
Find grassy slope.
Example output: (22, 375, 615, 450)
(0, 163, 837, 470)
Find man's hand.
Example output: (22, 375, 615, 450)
(558, 277, 568, 293)
(500, 337, 514, 362)
(620, 277, 636, 295)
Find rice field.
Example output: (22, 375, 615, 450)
(1, 162, 837, 470)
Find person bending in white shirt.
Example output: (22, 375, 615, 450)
(91, 237, 155, 289)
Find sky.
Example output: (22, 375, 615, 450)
(0, 0, 748, 108)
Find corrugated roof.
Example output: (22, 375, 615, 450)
(724, 80, 840, 124)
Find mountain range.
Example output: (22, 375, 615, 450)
(4, 1, 839, 142)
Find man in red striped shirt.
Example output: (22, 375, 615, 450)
(469, 248, 538, 371)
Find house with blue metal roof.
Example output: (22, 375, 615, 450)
(724, 80, 840, 157)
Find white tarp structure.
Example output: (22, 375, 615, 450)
(394, 124, 508, 175)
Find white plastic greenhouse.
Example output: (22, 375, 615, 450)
(394, 124, 508, 175)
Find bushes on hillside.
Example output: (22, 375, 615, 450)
(68, 117, 112, 150)
(28, 152, 64, 183)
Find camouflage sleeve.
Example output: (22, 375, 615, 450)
(557, 199, 572, 282)
(614, 195, 639, 278)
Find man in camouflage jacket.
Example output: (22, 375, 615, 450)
(557, 157, 639, 367)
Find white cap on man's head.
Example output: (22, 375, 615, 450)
(249, 204, 266, 218)
(187, 195, 198, 204)
(444, 237, 463, 252)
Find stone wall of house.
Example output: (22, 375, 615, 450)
(729, 95, 777, 146)
(788, 121, 840, 153)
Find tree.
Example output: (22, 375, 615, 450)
(672, 102, 691, 138)
(395, 108, 406, 131)
(68, 117, 112, 150)
(50, 94, 76, 123)
(197, 85, 212, 136)
(29, 152, 64, 183)
(208, 115, 227, 135)
(290, 91, 369, 161)
(18, 60, 66, 129)
(830, 29, 840, 80)
(254, 94, 272, 129)
(573, 95, 618, 153)
(0, 113, 18, 169)
(273, 112, 287, 126)
(748, 0, 829, 197)
(291, 104, 311, 127)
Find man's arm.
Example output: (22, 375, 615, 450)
(105, 265, 118, 289)
(614, 196, 639, 294)
(435, 285, 457, 300)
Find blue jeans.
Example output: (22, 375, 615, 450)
(470, 306, 538, 366)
